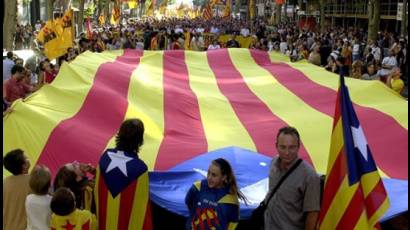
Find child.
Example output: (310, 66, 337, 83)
(50, 187, 97, 230)
(3, 149, 32, 230)
(25, 165, 52, 230)
(185, 158, 247, 230)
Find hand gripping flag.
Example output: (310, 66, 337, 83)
(94, 148, 153, 230)
(318, 73, 390, 229)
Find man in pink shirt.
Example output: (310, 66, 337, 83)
(3, 65, 32, 107)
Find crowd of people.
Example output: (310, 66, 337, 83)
(4, 117, 319, 229)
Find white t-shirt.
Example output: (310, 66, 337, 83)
(280, 42, 288, 54)
(25, 194, 52, 230)
(208, 44, 220, 50)
(380, 56, 397, 76)
(352, 44, 360, 55)
(240, 28, 250, 37)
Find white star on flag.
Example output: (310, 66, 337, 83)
(106, 150, 133, 176)
(351, 125, 369, 161)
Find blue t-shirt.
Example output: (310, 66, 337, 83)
(185, 180, 239, 230)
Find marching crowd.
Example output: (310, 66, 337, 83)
(4, 17, 408, 112)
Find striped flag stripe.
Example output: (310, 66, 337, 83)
(364, 179, 389, 219)
(208, 49, 301, 156)
(126, 51, 166, 170)
(155, 50, 208, 170)
(257, 50, 407, 179)
(320, 176, 358, 229)
(231, 49, 326, 164)
(37, 49, 144, 175)
(118, 180, 138, 229)
(3, 51, 120, 176)
(185, 51, 256, 152)
(335, 187, 366, 229)
(319, 148, 347, 224)
(130, 172, 151, 230)
(252, 49, 336, 116)
(282, 55, 407, 129)
(97, 169, 109, 230)
(106, 182, 121, 230)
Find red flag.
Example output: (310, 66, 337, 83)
(86, 17, 92, 39)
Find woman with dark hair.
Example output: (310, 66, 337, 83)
(53, 161, 96, 212)
(185, 158, 247, 230)
(94, 118, 152, 229)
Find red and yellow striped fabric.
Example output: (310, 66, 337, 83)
(202, 2, 213, 20)
(3, 49, 408, 182)
(318, 75, 389, 229)
(94, 167, 152, 230)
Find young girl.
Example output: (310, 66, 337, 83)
(25, 165, 52, 230)
(185, 158, 247, 230)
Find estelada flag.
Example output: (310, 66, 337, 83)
(318, 73, 390, 229)
(94, 148, 153, 230)
(54, 9, 74, 49)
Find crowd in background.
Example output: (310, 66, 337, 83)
(4, 16, 408, 112)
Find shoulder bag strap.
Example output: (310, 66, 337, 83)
(263, 158, 303, 205)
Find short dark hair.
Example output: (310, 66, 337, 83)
(3, 149, 26, 175)
(276, 126, 301, 147)
(29, 165, 51, 195)
(11, 64, 25, 75)
(53, 164, 81, 201)
(7, 51, 13, 59)
(115, 118, 144, 153)
(51, 187, 76, 216)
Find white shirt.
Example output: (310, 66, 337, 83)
(210, 26, 219, 34)
(208, 44, 220, 50)
(380, 56, 397, 76)
(280, 42, 288, 54)
(25, 194, 52, 230)
(352, 44, 360, 55)
(3, 58, 14, 82)
(240, 28, 250, 37)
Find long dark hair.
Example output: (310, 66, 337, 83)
(212, 158, 248, 205)
(115, 118, 145, 154)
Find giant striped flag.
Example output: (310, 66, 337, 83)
(3, 49, 408, 184)
(318, 74, 390, 229)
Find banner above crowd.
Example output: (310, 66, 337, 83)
(3, 49, 408, 181)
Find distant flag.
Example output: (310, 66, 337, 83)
(128, 0, 138, 9)
(249, 0, 255, 19)
(86, 17, 93, 39)
(318, 73, 390, 229)
(36, 20, 66, 60)
(202, 1, 213, 20)
(223, 0, 231, 18)
(110, 5, 121, 25)
(99, 13, 106, 26)
(159, 0, 168, 15)
(275, 0, 285, 4)
(145, 0, 154, 16)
